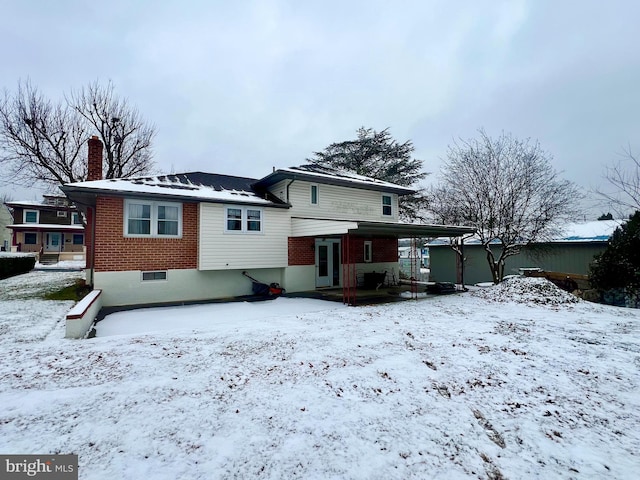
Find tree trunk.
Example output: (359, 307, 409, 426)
(485, 249, 500, 284)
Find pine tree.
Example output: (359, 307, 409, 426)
(590, 211, 640, 305)
(308, 127, 427, 221)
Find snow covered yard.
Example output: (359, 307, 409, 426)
(1, 274, 639, 479)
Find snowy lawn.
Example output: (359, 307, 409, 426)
(1, 273, 639, 479)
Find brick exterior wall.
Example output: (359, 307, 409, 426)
(93, 197, 198, 272)
(344, 236, 398, 263)
(288, 237, 315, 265)
(288, 236, 398, 266)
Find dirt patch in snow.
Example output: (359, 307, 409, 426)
(472, 276, 580, 306)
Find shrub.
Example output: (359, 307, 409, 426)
(0, 254, 37, 279)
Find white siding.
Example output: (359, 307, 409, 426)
(291, 218, 357, 237)
(270, 180, 399, 222)
(199, 203, 290, 270)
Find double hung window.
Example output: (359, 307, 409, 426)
(24, 210, 38, 223)
(382, 195, 392, 216)
(225, 206, 263, 233)
(125, 200, 181, 237)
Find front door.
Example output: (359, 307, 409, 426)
(45, 232, 61, 252)
(316, 239, 341, 288)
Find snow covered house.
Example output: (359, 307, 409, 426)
(61, 136, 474, 307)
(4, 195, 85, 263)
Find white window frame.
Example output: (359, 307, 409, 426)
(364, 240, 372, 263)
(310, 184, 319, 206)
(224, 206, 264, 234)
(57, 210, 68, 218)
(382, 194, 393, 217)
(24, 210, 39, 224)
(124, 199, 182, 238)
(72, 212, 83, 225)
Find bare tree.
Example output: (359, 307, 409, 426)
(0, 79, 155, 190)
(595, 146, 640, 215)
(427, 129, 581, 283)
(0, 80, 87, 186)
(69, 80, 155, 179)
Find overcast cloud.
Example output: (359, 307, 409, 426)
(1, 0, 639, 216)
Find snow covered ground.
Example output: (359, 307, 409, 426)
(1, 272, 639, 479)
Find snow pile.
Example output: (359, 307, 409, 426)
(472, 276, 580, 305)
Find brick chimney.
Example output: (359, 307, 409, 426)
(87, 135, 103, 181)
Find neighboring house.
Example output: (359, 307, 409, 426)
(4, 195, 86, 262)
(0, 203, 12, 251)
(428, 220, 623, 285)
(61, 136, 474, 307)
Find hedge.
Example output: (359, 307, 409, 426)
(0, 255, 37, 279)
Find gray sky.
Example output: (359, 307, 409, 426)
(1, 0, 639, 216)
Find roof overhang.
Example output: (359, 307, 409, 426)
(349, 222, 476, 238)
(7, 224, 84, 231)
(60, 184, 290, 210)
(254, 169, 416, 195)
(291, 218, 475, 238)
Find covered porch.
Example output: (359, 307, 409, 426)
(288, 218, 476, 305)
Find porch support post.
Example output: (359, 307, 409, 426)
(342, 233, 356, 305)
(460, 237, 466, 291)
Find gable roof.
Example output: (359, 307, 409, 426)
(253, 164, 416, 195)
(61, 172, 288, 208)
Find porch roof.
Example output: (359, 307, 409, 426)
(291, 218, 475, 238)
(7, 224, 84, 231)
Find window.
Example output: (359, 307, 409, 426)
(142, 271, 167, 281)
(364, 241, 372, 263)
(225, 206, 263, 233)
(310, 184, 319, 205)
(72, 234, 84, 245)
(24, 210, 38, 223)
(24, 233, 37, 244)
(247, 209, 261, 231)
(72, 212, 83, 225)
(157, 205, 179, 235)
(226, 208, 242, 231)
(382, 195, 392, 216)
(124, 200, 181, 237)
(57, 210, 68, 218)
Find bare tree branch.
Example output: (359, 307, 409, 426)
(595, 145, 640, 216)
(0, 79, 155, 191)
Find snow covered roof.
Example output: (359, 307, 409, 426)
(7, 223, 84, 231)
(62, 172, 288, 208)
(5, 200, 75, 209)
(254, 164, 416, 195)
(428, 219, 624, 246)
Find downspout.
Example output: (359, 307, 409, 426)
(285, 179, 295, 203)
(89, 201, 96, 286)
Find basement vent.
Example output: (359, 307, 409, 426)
(142, 271, 167, 281)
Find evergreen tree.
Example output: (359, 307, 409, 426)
(308, 127, 427, 221)
(590, 211, 640, 304)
